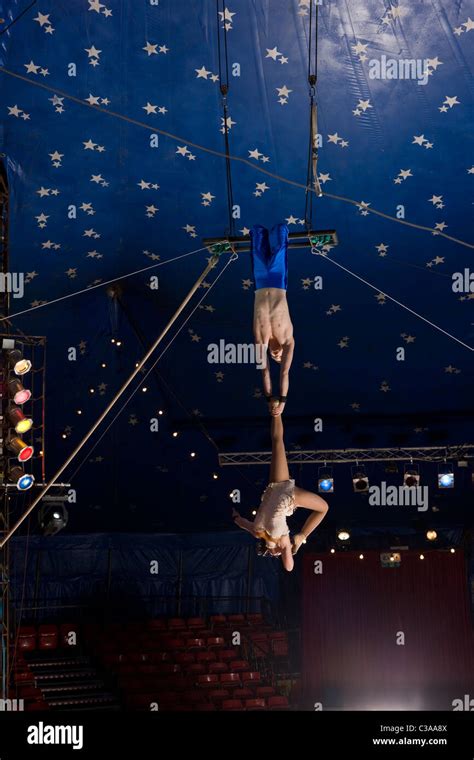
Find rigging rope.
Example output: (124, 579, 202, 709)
(216, 0, 235, 238)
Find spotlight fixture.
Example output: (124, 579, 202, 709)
(419, 554, 425, 560)
(404, 465, 420, 488)
(89, 388, 95, 394)
(190, 452, 196, 458)
(337, 529, 350, 542)
(450, 548, 455, 554)
(7, 406, 33, 434)
(8, 378, 31, 405)
(252, 510, 257, 516)
(38, 501, 69, 537)
(9, 466, 35, 491)
(101, 362, 107, 368)
(7, 349, 31, 376)
(172, 432, 179, 438)
(438, 464, 454, 489)
(359, 554, 364, 560)
(158, 410, 164, 416)
(111, 338, 116, 344)
(330, 548, 335, 554)
(116, 341, 122, 347)
(426, 530, 437, 542)
(352, 466, 369, 493)
(318, 466, 334, 493)
(142, 387, 147, 392)
(7, 437, 34, 462)
(212, 473, 218, 480)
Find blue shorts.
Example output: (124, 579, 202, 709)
(250, 223, 289, 290)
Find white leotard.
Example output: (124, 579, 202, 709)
(254, 479, 296, 541)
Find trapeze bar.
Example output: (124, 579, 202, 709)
(218, 445, 474, 466)
(203, 229, 339, 254)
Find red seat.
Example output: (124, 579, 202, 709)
(249, 633, 270, 655)
(187, 638, 206, 650)
(230, 660, 249, 672)
(188, 663, 206, 676)
(242, 671, 261, 686)
(166, 638, 186, 651)
(129, 652, 150, 664)
(159, 663, 182, 675)
(207, 637, 225, 649)
(247, 613, 264, 626)
(187, 617, 206, 630)
(210, 615, 227, 626)
(183, 689, 208, 704)
(18, 626, 36, 652)
(233, 687, 254, 700)
(13, 668, 33, 684)
(208, 662, 228, 675)
(196, 651, 216, 664)
(197, 674, 219, 688)
(168, 618, 187, 631)
(220, 672, 240, 685)
(150, 652, 172, 663)
(257, 686, 275, 699)
(220, 648, 238, 662)
(175, 652, 196, 666)
(222, 699, 244, 711)
(227, 614, 245, 624)
(18, 685, 43, 700)
(208, 689, 229, 703)
(268, 695, 289, 710)
(245, 698, 266, 710)
(26, 701, 49, 711)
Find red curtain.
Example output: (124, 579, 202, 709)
(302, 550, 474, 710)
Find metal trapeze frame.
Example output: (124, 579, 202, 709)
(202, 230, 339, 254)
(218, 445, 474, 466)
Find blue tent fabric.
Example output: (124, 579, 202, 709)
(0, 1, 472, 531)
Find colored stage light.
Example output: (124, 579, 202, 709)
(318, 478, 334, 493)
(438, 465, 454, 489)
(7, 406, 33, 434)
(7, 349, 32, 376)
(7, 437, 34, 462)
(337, 529, 350, 542)
(426, 530, 437, 541)
(8, 378, 31, 404)
(9, 466, 35, 491)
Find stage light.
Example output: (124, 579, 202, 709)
(9, 466, 35, 491)
(438, 464, 454, 489)
(61, 433, 67, 439)
(111, 338, 116, 343)
(7, 349, 31, 376)
(77, 410, 82, 415)
(89, 388, 95, 394)
(330, 548, 335, 554)
(450, 548, 455, 554)
(116, 341, 122, 347)
(318, 478, 333, 492)
(212, 473, 218, 480)
(419, 554, 425, 560)
(190, 452, 196, 458)
(359, 554, 364, 560)
(7, 437, 34, 462)
(38, 501, 68, 537)
(8, 378, 31, 405)
(101, 362, 107, 368)
(158, 410, 164, 416)
(426, 530, 437, 541)
(172, 432, 179, 438)
(337, 529, 350, 542)
(352, 467, 369, 493)
(7, 407, 33, 434)
(252, 510, 257, 516)
(404, 465, 420, 487)
(142, 387, 147, 392)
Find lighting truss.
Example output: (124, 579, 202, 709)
(218, 445, 474, 467)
